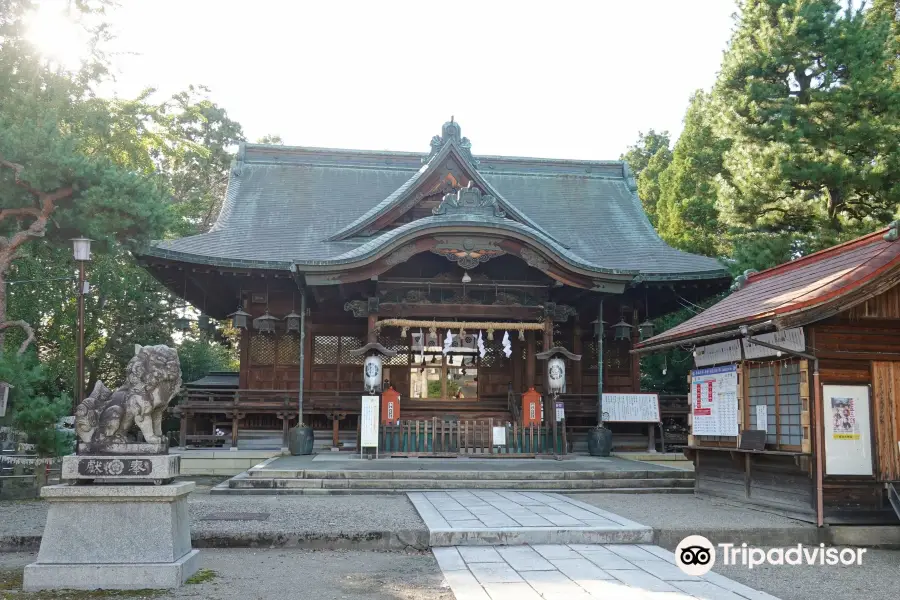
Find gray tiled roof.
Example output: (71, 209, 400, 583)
(145, 143, 727, 281)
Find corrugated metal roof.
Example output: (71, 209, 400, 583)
(638, 227, 900, 347)
(145, 134, 728, 280)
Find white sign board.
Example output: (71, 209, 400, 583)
(694, 339, 742, 367)
(602, 393, 660, 422)
(823, 385, 873, 476)
(360, 396, 380, 450)
(690, 365, 739, 437)
(492, 426, 506, 446)
(755, 404, 768, 432)
(742, 328, 805, 360)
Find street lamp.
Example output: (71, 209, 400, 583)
(71, 238, 92, 411)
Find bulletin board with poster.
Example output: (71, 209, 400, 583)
(822, 385, 873, 476)
(690, 365, 739, 437)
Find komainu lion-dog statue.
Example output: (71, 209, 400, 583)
(75, 345, 182, 448)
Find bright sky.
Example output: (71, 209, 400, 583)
(35, 0, 738, 160)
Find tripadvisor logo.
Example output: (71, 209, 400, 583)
(675, 536, 867, 575)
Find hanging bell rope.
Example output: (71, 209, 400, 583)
(373, 318, 545, 334)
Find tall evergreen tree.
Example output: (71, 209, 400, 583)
(714, 0, 900, 236)
(656, 91, 729, 257)
(621, 130, 672, 224)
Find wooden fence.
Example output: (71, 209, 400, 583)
(377, 418, 567, 456)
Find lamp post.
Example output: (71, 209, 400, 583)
(71, 238, 92, 411)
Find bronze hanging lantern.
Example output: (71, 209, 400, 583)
(228, 308, 251, 330)
(592, 318, 606, 337)
(253, 311, 279, 334)
(612, 318, 633, 341)
(639, 319, 655, 340)
(285, 311, 302, 334)
(198, 314, 211, 333)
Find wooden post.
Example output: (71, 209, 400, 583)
(231, 412, 240, 450)
(573, 323, 583, 394)
(526, 331, 536, 389)
(367, 313, 377, 343)
(179, 411, 188, 449)
(630, 307, 640, 391)
(332, 415, 340, 448)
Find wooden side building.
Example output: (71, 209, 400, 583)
(637, 225, 900, 525)
(139, 120, 729, 451)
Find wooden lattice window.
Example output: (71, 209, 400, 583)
(277, 335, 300, 365)
(340, 336, 365, 365)
(377, 333, 410, 366)
(747, 360, 804, 450)
(313, 336, 339, 365)
(250, 334, 276, 365)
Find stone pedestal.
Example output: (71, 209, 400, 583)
(23, 482, 199, 591)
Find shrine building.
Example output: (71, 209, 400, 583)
(139, 120, 729, 451)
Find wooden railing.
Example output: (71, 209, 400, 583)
(377, 419, 567, 456)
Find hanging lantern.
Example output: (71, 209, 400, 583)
(253, 311, 279, 334)
(174, 316, 192, 332)
(198, 314, 212, 333)
(613, 318, 633, 341)
(547, 357, 566, 395)
(228, 308, 251, 330)
(592, 318, 606, 337)
(639, 319, 655, 341)
(363, 354, 383, 393)
(285, 311, 302, 334)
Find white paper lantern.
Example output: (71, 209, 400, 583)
(363, 355, 383, 393)
(547, 357, 566, 395)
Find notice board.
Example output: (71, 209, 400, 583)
(690, 365, 739, 436)
(823, 384, 873, 476)
(360, 396, 380, 449)
(601, 393, 660, 422)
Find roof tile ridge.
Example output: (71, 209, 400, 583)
(745, 227, 891, 284)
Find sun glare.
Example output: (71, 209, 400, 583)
(24, 3, 92, 71)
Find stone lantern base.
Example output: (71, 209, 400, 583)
(23, 482, 199, 591)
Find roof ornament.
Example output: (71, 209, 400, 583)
(432, 182, 505, 218)
(427, 118, 477, 164)
(730, 268, 758, 292)
(884, 220, 899, 242)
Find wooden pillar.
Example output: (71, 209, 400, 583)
(367, 314, 377, 343)
(542, 316, 553, 395)
(178, 411, 189, 448)
(526, 331, 536, 389)
(573, 323, 583, 394)
(630, 307, 640, 392)
(332, 416, 340, 448)
(231, 412, 240, 450)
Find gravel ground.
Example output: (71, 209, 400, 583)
(713, 547, 900, 600)
(0, 494, 425, 540)
(0, 549, 452, 600)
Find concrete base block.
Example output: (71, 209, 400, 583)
(23, 549, 200, 591)
(24, 482, 198, 590)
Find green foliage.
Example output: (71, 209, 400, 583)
(620, 130, 672, 224)
(0, 351, 72, 456)
(714, 0, 900, 234)
(427, 379, 460, 398)
(656, 91, 728, 257)
(177, 335, 238, 385)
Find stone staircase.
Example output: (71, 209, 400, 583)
(212, 466, 694, 495)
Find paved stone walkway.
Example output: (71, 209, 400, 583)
(434, 543, 782, 600)
(409, 491, 652, 546)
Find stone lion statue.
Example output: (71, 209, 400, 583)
(75, 345, 182, 447)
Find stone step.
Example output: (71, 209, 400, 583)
(228, 476, 694, 491)
(245, 468, 694, 481)
(210, 485, 693, 496)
